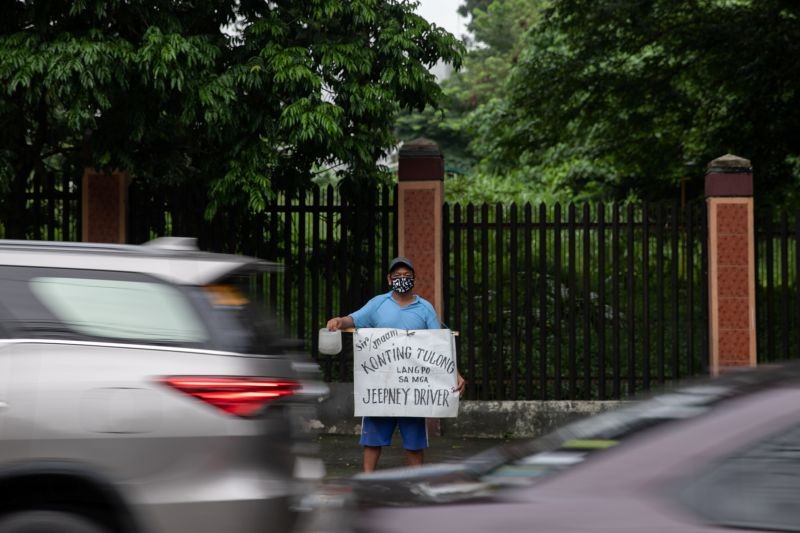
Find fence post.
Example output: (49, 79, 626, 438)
(706, 154, 757, 375)
(82, 168, 131, 243)
(398, 138, 445, 437)
(397, 138, 444, 317)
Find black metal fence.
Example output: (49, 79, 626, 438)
(0, 174, 81, 240)
(12, 177, 800, 401)
(443, 201, 710, 401)
(755, 210, 800, 362)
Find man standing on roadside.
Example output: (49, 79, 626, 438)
(326, 256, 465, 472)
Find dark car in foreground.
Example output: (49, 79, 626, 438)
(0, 238, 327, 533)
(345, 363, 800, 533)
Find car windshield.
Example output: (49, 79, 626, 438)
(474, 382, 738, 486)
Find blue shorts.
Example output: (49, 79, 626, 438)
(360, 416, 428, 450)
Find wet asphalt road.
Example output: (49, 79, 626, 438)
(317, 433, 517, 479)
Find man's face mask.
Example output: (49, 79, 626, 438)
(390, 275, 415, 294)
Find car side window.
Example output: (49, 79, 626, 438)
(30, 277, 208, 343)
(0, 266, 208, 346)
(677, 422, 800, 531)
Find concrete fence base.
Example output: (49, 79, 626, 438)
(311, 383, 627, 439)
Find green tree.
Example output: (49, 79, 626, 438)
(395, 0, 544, 202)
(473, 0, 800, 204)
(0, 0, 462, 237)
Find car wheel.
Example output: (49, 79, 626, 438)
(0, 511, 107, 533)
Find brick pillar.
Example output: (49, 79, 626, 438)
(706, 154, 757, 375)
(82, 169, 131, 243)
(397, 138, 444, 317)
(398, 138, 445, 437)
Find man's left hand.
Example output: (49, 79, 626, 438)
(454, 372, 466, 395)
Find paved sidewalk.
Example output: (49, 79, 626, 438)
(317, 433, 518, 479)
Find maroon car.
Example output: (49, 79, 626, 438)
(343, 364, 800, 533)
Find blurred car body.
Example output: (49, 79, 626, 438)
(349, 363, 800, 532)
(0, 238, 327, 533)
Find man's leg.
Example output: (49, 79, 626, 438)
(398, 417, 428, 467)
(359, 417, 395, 472)
(363, 445, 382, 472)
(405, 449, 424, 467)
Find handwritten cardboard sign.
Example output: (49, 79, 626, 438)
(353, 328, 459, 417)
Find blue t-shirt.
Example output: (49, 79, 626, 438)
(350, 291, 440, 330)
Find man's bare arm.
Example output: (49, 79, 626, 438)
(326, 315, 354, 331)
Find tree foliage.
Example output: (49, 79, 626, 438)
(474, 0, 800, 204)
(394, 0, 544, 203)
(0, 0, 462, 236)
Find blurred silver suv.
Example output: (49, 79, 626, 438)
(0, 238, 326, 533)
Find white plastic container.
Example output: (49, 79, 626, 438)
(318, 328, 342, 355)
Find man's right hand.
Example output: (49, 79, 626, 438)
(326, 315, 354, 331)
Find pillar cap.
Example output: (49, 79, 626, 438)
(706, 154, 752, 174)
(705, 154, 753, 197)
(399, 138, 442, 158)
(398, 138, 444, 182)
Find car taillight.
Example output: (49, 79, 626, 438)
(161, 377, 301, 417)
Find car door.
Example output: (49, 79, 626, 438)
(0, 341, 40, 462)
(0, 343, 7, 450)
